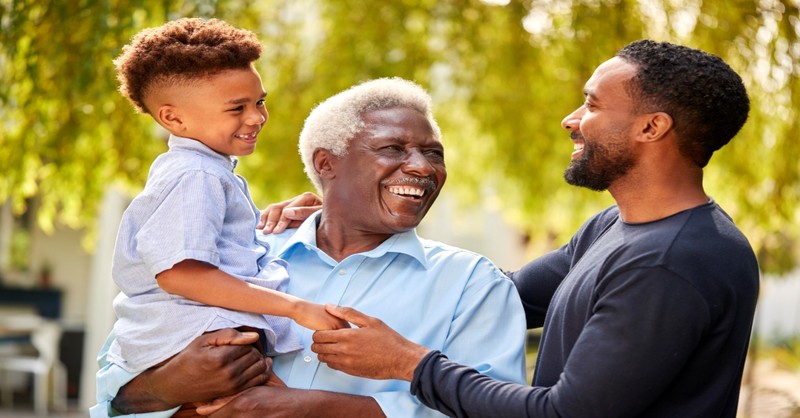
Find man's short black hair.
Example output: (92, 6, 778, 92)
(617, 40, 749, 167)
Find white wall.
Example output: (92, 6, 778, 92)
(28, 227, 92, 327)
(79, 188, 129, 409)
(756, 271, 800, 341)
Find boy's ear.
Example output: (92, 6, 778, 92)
(313, 148, 337, 180)
(155, 105, 184, 132)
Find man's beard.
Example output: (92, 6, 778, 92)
(564, 141, 636, 191)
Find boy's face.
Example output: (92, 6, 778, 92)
(168, 65, 268, 157)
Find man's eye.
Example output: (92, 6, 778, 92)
(425, 150, 445, 162)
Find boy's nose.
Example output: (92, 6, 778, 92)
(250, 109, 268, 125)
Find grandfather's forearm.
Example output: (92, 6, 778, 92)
(304, 391, 386, 417)
(111, 368, 179, 414)
(219, 387, 387, 418)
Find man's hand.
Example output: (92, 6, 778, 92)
(112, 328, 271, 414)
(195, 371, 287, 416)
(258, 192, 322, 234)
(311, 305, 430, 381)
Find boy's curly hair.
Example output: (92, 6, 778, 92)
(113, 17, 262, 114)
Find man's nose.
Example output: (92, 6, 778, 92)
(404, 149, 435, 175)
(561, 108, 582, 131)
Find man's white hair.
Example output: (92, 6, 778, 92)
(299, 77, 442, 193)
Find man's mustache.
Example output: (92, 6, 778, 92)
(380, 177, 438, 193)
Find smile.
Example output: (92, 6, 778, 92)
(571, 136, 585, 160)
(386, 185, 425, 198)
(382, 177, 436, 200)
(235, 132, 258, 141)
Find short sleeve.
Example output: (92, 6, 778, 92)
(137, 171, 227, 276)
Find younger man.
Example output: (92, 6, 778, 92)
(94, 17, 344, 417)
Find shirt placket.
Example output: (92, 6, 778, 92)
(285, 256, 364, 389)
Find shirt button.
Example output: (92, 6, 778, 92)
(304, 355, 312, 363)
(338, 269, 347, 276)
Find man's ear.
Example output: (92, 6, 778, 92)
(155, 105, 184, 132)
(637, 112, 673, 143)
(313, 148, 337, 180)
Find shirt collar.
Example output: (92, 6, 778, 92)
(277, 211, 428, 269)
(168, 134, 238, 170)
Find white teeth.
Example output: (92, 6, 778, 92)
(573, 144, 584, 151)
(387, 186, 424, 197)
(236, 133, 257, 140)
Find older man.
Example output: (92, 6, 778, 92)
(94, 77, 527, 417)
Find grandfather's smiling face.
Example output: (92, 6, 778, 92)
(324, 106, 446, 235)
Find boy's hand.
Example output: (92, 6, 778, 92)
(258, 192, 322, 234)
(294, 301, 351, 331)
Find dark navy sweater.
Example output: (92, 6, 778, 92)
(411, 203, 759, 417)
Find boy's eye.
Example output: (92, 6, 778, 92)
(256, 99, 266, 107)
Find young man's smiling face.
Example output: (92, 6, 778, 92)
(560, 57, 641, 191)
(322, 106, 446, 235)
(162, 65, 269, 157)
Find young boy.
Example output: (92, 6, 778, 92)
(105, 17, 345, 392)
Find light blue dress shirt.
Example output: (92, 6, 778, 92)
(262, 212, 527, 417)
(91, 211, 527, 417)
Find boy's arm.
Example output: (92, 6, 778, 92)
(157, 259, 348, 331)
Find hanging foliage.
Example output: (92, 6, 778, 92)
(1, 0, 798, 273)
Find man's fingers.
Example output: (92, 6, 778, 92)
(201, 329, 261, 347)
(260, 203, 288, 233)
(260, 192, 323, 233)
(233, 355, 272, 388)
(285, 206, 320, 221)
(292, 191, 323, 207)
(256, 209, 269, 229)
(270, 207, 321, 233)
(324, 304, 375, 328)
(194, 329, 270, 391)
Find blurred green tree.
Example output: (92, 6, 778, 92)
(1, 0, 797, 273)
